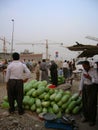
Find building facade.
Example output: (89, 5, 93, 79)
(0, 52, 43, 62)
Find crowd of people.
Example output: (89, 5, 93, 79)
(0, 52, 98, 127)
(33, 58, 76, 86)
(2, 54, 76, 115)
(0, 56, 78, 86)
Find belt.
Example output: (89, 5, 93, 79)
(9, 79, 23, 81)
(84, 84, 92, 86)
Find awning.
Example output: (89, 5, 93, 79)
(77, 50, 98, 58)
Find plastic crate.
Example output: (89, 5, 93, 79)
(44, 119, 73, 130)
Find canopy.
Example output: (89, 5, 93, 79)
(67, 43, 98, 58)
(77, 50, 98, 58)
(67, 43, 98, 51)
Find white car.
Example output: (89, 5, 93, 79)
(75, 61, 83, 72)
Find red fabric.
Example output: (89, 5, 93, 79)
(48, 85, 56, 88)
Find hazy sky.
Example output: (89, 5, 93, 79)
(0, 0, 98, 60)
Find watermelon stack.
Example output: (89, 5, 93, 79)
(1, 79, 82, 117)
(49, 75, 65, 85)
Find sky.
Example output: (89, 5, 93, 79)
(0, 0, 98, 60)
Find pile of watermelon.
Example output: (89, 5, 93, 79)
(49, 75, 65, 85)
(1, 80, 82, 118)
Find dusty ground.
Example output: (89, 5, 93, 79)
(0, 72, 98, 130)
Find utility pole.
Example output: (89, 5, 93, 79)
(11, 19, 14, 55)
(0, 37, 5, 52)
(46, 39, 48, 60)
(0, 37, 7, 59)
(3, 37, 6, 58)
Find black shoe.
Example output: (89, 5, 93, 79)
(18, 111, 24, 115)
(9, 108, 15, 114)
(9, 110, 15, 114)
(81, 117, 88, 123)
(18, 110, 24, 115)
(9, 111, 14, 114)
(89, 122, 95, 126)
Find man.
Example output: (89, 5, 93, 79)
(62, 60, 69, 79)
(5, 52, 31, 115)
(40, 59, 49, 82)
(50, 60, 58, 86)
(79, 61, 98, 126)
(35, 61, 41, 81)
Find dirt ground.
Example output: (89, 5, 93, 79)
(0, 72, 98, 130)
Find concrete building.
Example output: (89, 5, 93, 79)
(0, 52, 43, 62)
(20, 53, 43, 61)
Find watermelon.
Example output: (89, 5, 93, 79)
(42, 101, 50, 107)
(31, 104, 36, 111)
(53, 104, 59, 113)
(67, 100, 77, 111)
(55, 93, 62, 102)
(35, 99, 41, 107)
(61, 94, 70, 103)
(70, 93, 79, 101)
(72, 106, 80, 114)
(1, 101, 9, 108)
(23, 96, 31, 105)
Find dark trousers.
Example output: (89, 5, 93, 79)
(63, 68, 68, 79)
(7, 79, 24, 112)
(82, 84, 97, 122)
(51, 73, 58, 87)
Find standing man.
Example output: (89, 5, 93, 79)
(62, 60, 69, 79)
(35, 61, 41, 81)
(5, 52, 31, 115)
(50, 60, 58, 87)
(79, 61, 98, 126)
(40, 59, 49, 82)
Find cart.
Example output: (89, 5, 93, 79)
(43, 113, 78, 130)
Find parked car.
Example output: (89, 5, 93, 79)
(75, 61, 84, 72)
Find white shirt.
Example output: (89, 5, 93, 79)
(79, 68, 98, 91)
(5, 60, 31, 82)
(63, 62, 69, 68)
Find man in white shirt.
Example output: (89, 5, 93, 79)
(5, 52, 31, 115)
(79, 61, 98, 126)
(62, 60, 69, 79)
